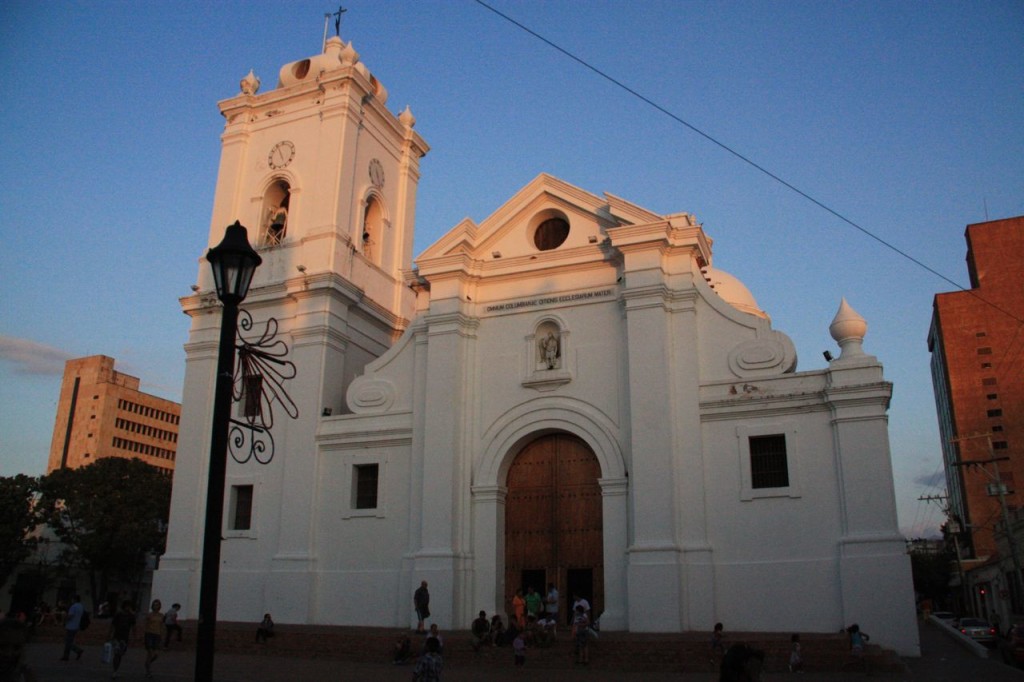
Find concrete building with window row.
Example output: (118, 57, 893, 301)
(48, 355, 180, 475)
(929, 215, 1024, 620)
(154, 35, 918, 655)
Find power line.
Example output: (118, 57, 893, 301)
(471, 0, 1024, 330)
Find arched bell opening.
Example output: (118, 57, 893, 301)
(261, 181, 291, 247)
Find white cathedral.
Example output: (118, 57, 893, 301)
(154, 35, 919, 655)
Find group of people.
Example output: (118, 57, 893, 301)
(712, 622, 872, 680)
(50, 594, 182, 679)
(106, 598, 178, 679)
(408, 580, 597, 678)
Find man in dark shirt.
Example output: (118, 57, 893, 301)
(471, 610, 491, 651)
(108, 601, 136, 678)
(414, 581, 430, 634)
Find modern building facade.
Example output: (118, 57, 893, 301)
(154, 35, 918, 655)
(929, 216, 1024, 613)
(47, 355, 180, 475)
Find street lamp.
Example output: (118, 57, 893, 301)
(196, 221, 262, 682)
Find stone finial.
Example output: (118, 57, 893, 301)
(340, 41, 360, 67)
(829, 298, 867, 359)
(324, 35, 344, 59)
(399, 105, 416, 128)
(240, 69, 260, 95)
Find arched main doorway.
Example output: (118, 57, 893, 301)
(504, 433, 603, 623)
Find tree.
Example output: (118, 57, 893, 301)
(39, 458, 171, 609)
(910, 544, 955, 606)
(0, 474, 43, 588)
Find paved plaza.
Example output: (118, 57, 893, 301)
(20, 621, 1024, 681)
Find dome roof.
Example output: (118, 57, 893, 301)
(702, 267, 767, 319)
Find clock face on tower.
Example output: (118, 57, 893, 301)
(369, 158, 385, 189)
(268, 141, 295, 169)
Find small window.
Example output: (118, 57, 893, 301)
(534, 218, 570, 251)
(976, 332, 987, 337)
(353, 464, 379, 510)
(230, 485, 254, 531)
(983, 377, 997, 386)
(749, 435, 789, 489)
(988, 409, 1003, 418)
(993, 441, 1009, 450)
(978, 347, 993, 355)
(993, 425, 1004, 433)
(988, 394, 998, 400)
(981, 363, 992, 368)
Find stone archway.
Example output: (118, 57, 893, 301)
(504, 432, 603, 622)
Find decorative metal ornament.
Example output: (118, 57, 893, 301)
(228, 310, 298, 464)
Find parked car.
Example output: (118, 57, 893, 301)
(958, 617, 997, 644)
(932, 611, 957, 624)
(999, 624, 1024, 668)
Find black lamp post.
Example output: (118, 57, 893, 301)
(196, 221, 261, 682)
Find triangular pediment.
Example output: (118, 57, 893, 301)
(417, 174, 660, 266)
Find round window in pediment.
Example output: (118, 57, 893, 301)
(534, 217, 570, 251)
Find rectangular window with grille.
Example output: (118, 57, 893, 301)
(230, 484, 254, 530)
(749, 434, 789, 489)
(354, 464, 379, 509)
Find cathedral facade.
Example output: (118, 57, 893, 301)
(154, 36, 919, 655)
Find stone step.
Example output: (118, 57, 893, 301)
(33, 621, 905, 673)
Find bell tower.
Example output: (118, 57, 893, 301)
(199, 35, 428, 326)
(156, 34, 428, 624)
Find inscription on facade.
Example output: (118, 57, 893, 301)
(486, 289, 615, 313)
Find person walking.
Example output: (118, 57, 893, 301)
(512, 629, 526, 667)
(572, 604, 590, 666)
(844, 623, 870, 674)
(789, 633, 804, 673)
(711, 622, 726, 667)
(163, 603, 182, 648)
(0, 619, 38, 681)
(414, 581, 430, 634)
(108, 600, 136, 679)
(143, 600, 163, 678)
(545, 583, 559, 628)
(59, 595, 85, 662)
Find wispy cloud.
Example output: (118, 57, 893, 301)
(0, 335, 73, 375)
(914, 470, 946, 489)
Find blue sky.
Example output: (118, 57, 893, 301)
(1, 1, 1022, 538)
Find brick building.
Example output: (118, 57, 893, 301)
(930, 216, 1024, 561)
(47, 355, 180, 475)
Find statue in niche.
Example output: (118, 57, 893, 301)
(540, 331, 560, 370)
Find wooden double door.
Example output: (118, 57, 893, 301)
(504, 433, 603, 622)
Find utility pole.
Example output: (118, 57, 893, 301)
(919, 493, 968, 613)
(953, 432, 1023, 616)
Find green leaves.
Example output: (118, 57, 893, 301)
(38, 458, 171, 584)
(0, 474, 43, 587)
